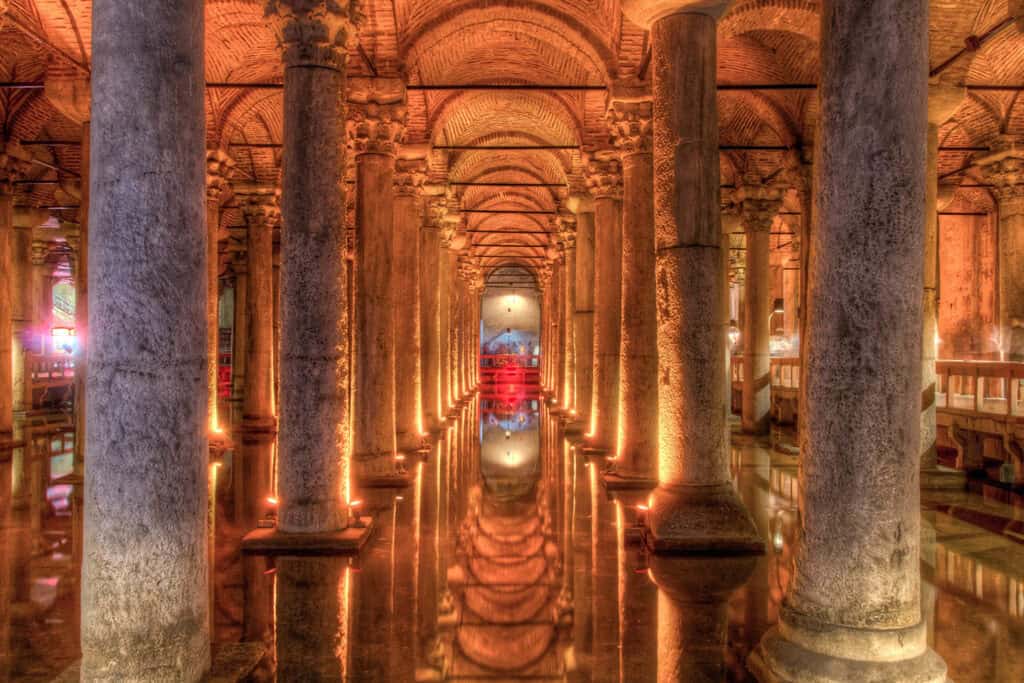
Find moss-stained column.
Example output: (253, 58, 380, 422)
(738, 182, 783, 435)
(267, 0, 358, 531)
(751, 0, 948, 679)
(394, 156, 427, 452)
(584, 157, 623, 450)
(608, 96, 658, 480)
(622, 0, 761, 553)
(83, 0, 209, 677)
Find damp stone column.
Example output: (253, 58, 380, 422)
(83, 0, 209, 678)
(348, 81, 406, 483)
(739, 181, 783, 435)
(394, 156, 427, 453)
(750, 0, 949, 680)
(205, 150, 233, 434)
(607, 94, 658, 482)
(267, 0, 358, 532)
(567, 191, 595, 433)
(584, 156, 623, 452)
(622, 0, 761, 553)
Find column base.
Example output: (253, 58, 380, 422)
(241, 518, 375, 556)
(920, 466, 966, 491)
(563, 419, 588, 440)
(749, 624, 947, 683)
(646, 483, 764, 555)
(602, 468, 658, 492)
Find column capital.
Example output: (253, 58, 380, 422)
(536, 263, 553, 290)
(234, 184, 282, 230)
(265, 0, 361, 69)
(584, 153, 623, 200)
(621, 0, 734, 29)
(394, 157, 427, 197)
(347, 101, 407, 157)
(31, 239, 51, 267)
(556, 210, 577, 248)
(978, 137, 1024, 212)
(0, 140, 32, 194)
(424, 194, 448, 230)
(736, 181, 784, 234)
(607, 98, 653, 157)
(206, 149, 235, 204)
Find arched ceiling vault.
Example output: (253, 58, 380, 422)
(2, 0, 1024, 266)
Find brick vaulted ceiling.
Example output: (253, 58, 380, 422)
(1, 0, 1022, 272)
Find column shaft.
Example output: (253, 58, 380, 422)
(588, 183, 622, 448)
(0, 192, 12, 441)
(573, 206, 596, 424)
(742, 223, 771, 434)
(563, 245, 576, 409)
(393, 163, 424, 452)
(420, 218, 442, 431)
(83, 0, 209, 677)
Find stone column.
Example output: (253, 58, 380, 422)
(230, 254, 249, 410)
(421, 196, 445, 433)
(235, 186, 279, 434)
(978, 137, 1024, 362)
(584, 157, 623, 450)
(268, 0, 358, 532)
(560, 218, 577, 411)
(608, 96, 658, 481)
(921, 84, 964, 472)
(83, 0, 209, 677)
(30, 241, 51, 355)
(348, 86, 406, 481)
(394, 156, 426, 452)
(739, 182, 783, 435)
(568, 193, 596, 429)
(751, 0, 948, 679)
(205, 151, 233, 433)
(0, 144, 29, 445)
(622, 0, 761, 552)
(439, 226, 457, 413)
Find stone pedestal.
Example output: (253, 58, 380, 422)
(82, 0, 209, 677)
(271, 0, 358, 533)
(622, 1, 761, 553)
(750, 0, 947, 680)
(609, 97, 658, 482)
(585, 158, 623, 450)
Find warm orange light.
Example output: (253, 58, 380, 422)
(636, 504, 649, 512)
(266, 496, 279, 506)
(395, 454, 406, 462)
(349, 500, 363, 508)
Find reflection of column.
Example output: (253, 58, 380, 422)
(395, 158, 426, 452)
(276, 557, 352, 679)
(980, 137, 1024, 362)
(349, 88, 406, 481)
(569, 193, 595, 428)
(609, 97, 657, 479)
(921, 85, 964, 470)
(739, 182, 783, 435)
(269, 0, 356, 532)
(615, 501, 657, 681)
(82, 1, 209, 677)
(752, 1, 947, 680)
(622, 0, 761, 552)
(205, 151, 233, 432)
(421, 197, 445, 433)
(591, 465, 620, 681)
(236, 186, 280, 433)
(585, 157, 623, 450)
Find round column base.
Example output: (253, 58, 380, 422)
(749, 626, 947, 683)
(646, 483, 764, 554)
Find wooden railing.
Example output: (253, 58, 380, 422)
(935, 360, 1024, 418)
(24, 353, 75, 409)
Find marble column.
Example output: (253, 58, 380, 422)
(420, 196, 445, 434)
(585, 157, 623, 450)
(921, 84, 964, 471)
(568, 193, 596, 430)
(349, 89, 406, 482)
(394, 157, 427, 453)
(739, 183, 783, 435)
(622, 0, 760, 552)
(205, 151, 233, 434)
(608, 96, 658, 480)
(268, 0, 357, 532)
(978, 137, 1024, 363)
(83, 0, 209, 677)
(751, 0, 948, 680)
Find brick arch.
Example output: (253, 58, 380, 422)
(429, 91, 582, 148)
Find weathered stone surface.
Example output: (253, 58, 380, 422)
(83, 0, 209, 678)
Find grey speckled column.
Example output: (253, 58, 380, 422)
(568, 196, 595, 427)
(585, 158, 623, 450)
(269, 0, 357, 532)
(83, 0, 209, 678)
(622, 0, 761, 553)
(609, 98, 658, 479)
(739, 185, 782, 435)
(394, 158, 426, 452)
(752, 0, 948, 680)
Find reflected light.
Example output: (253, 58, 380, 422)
(266, 496, 279, 506)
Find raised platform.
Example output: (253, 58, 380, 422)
(241, 518, 374, 556)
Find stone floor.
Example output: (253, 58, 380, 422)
(1, 412, 1023, 681)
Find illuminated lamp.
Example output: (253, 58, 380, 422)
(51, 326, 77, 354)
(348, 500, 365, 528)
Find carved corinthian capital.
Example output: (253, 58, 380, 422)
(584, 153, 623, 200)
(206, 149, 235, 204)
(607, 99, 653, 156)
(394, 158, 427, 197)
(234, 184, 282, 230)
(978, 137, 1024, 213)
(265, 0, 362, 69)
